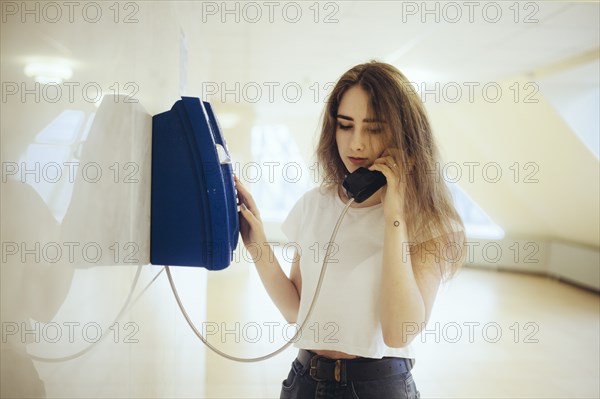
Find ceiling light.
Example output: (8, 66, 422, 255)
(24, 61, 73, 84)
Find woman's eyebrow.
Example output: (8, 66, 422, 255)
(336, 114, 385, 123)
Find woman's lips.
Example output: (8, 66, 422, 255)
(348, 157, 368, 165)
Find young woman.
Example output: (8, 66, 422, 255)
(235, 61, 466, 399)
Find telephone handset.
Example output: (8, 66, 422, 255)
(342, 167, 387, 203)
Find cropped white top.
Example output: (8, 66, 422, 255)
(281, 186, 452, 359)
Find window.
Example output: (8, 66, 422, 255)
(250, 124, 312, 222)
(19, 110, 95, 222)
(448, 182, 505, 239)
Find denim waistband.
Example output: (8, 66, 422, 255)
(296, 349, 413, 383)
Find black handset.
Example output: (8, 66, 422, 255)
(342, 167, 387, 203)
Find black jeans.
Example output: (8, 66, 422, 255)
(280, 351, 420, 399)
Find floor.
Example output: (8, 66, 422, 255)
(204, 260, 600, 398)
(17, 258, 599, 398)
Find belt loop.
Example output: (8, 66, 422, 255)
(309, 355, 326, 381)
(298, 350, 311, 375)
(337, 360, 347, 386)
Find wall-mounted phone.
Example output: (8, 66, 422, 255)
(149, 98, 389, 361)
(342, 167, 387, 203)
(151, 97, 239, 269)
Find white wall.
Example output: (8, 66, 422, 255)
(1, 2, 598, 398)
(1, 97, 209, 398)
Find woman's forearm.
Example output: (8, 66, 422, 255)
(380, 218, 426, 347)
(252, 243, 300, 323)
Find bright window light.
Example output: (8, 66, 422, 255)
(448, 182, 505, 240)
(19, 110, 95, 222)
(250, 124, 312, 222)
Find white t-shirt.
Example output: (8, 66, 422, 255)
(281, 186, 447, 359)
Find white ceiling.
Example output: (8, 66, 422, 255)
(1, 1, 599, 246)
(2, 2, 598, 110)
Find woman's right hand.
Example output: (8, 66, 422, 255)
(234, 175, 267, 261)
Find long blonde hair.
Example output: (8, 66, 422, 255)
(316, 61, 466, 279)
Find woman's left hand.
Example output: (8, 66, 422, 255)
(368, 149, 407, 222)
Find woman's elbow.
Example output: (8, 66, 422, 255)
(383, 330, 415, 348)
(382, 321, 423, 348)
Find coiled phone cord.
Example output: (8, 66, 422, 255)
(166, 197, 355, 362)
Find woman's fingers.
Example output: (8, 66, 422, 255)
(374, 148, 402, 169)
(235, 178, 262, 230)
(373, 155, 397, 167)
(239, 203, 256, 223)
(370, 157, 397, 174)
(369, 162, 394, 180)
(238, 202, 257, 243)
(369, 160, 403, 192)
(234, 176, 261, 218)
(234, 176, 268, 259)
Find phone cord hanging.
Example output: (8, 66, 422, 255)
(28, 265, 164, 362)
(166, 198, 355, 362)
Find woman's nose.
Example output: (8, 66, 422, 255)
(350, 130, 366, 151)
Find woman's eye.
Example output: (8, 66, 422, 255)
(366, 127, 383, 134)
(337, 123, 352, 130)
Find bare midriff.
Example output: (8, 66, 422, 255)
(311, 349, 360, 360)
